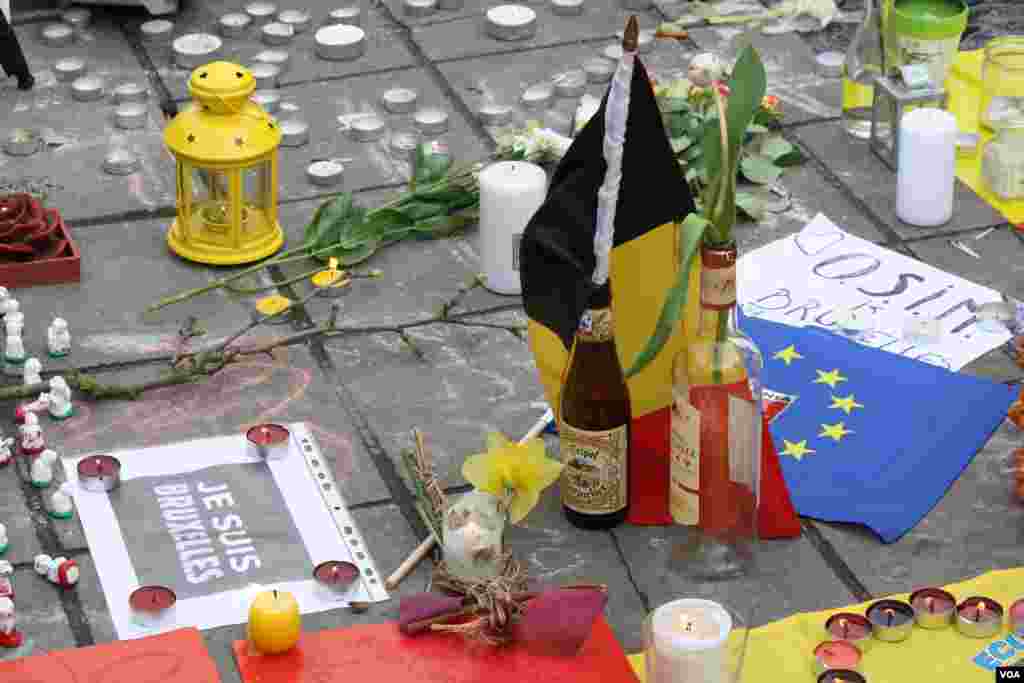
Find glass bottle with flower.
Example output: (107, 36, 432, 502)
(626, 45, 768, 580)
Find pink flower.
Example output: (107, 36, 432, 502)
(714, 82, 731, 98)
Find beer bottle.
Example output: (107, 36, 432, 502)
(559, 282, 631, 529)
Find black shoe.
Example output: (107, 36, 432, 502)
(17, 75, 34, 91)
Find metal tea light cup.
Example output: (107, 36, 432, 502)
(817, 671, 866, 683)
(910, 588, 956, 629)
(77, 455, 122, 492)
(1010, 598, 1024, 637)
(824, 613, 873, 653)
(813, 641, 862, 675)
(247, 424, 291, 460)
(956, 596, 1004, 639)
(313, 560, 360, 601)
(866, 599, 914, 642)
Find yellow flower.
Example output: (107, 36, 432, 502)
(462, 431, 564, 524)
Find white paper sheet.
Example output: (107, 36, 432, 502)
(61, 423, 387, 640)
(738, 214, 1012, 371)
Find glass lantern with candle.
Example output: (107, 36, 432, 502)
(163, 62, 285, 265)
(644, 597, 751, 683)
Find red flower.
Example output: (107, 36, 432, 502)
(713, 81, 731, 98)
(762, 94, 780, 113)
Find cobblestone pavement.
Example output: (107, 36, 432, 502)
(0, 0, 1022, 680)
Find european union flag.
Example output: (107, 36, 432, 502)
(740, 313, 1018, 543)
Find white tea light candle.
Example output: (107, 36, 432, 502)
(521, 82, 554, 109)
(896, 107, 957, 227)
(404, 0, 438, 18)
(327, 6, 362, 25)
(646, 599, 732, 683)
(279, 119, 309, 147)
(219, 12, 252, 38)
(261, 22, 294, 45)
(551, 0, 584, 15)
(250, 62, 281, 89)
(478, 161, 547, 295)
(245, 1, 278, 22)
(113, 82, 147, 104)
(54, 57, 86, 82)
(486, 5, 537, 41)
(307, 160, 344, 186)
(414, 107, 449, 135)
(381, 87, 419, 114)
(315, 24, 366, 61)
(278, 9, 311, 33)
(141, 19, 174, 41)
(173, 34, 223, 70)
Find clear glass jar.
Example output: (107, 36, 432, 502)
(981, 123, 1024, 200)
(669, 242, 763, 581)
(980, 36, 1024, 131)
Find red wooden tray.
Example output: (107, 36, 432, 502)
(0, 212, 81, 288)
(0, 627, 221, 683)
(232, 616, 639, 683)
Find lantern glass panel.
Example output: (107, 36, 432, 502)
(191, 167, 233, 231)
(243, 161, 272, 212)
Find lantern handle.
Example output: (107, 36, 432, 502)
(206, 91, 276, 124)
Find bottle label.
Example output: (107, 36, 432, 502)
(577, 307, 613, 342)
(559, 422, 628, 515)
(669, 396, 700, 525)
(700, 263, 736, 310)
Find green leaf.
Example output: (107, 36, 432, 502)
(774, 147, 808, 167)
(746, 123, 770, 134)
(625, 213, 710, 378)
(408, 212, 477, 240)
(305, 193, 358, 251)
(735, 191, 766, 221)
(740, 154, 784, 185)
(760, 135, 794, 161)
(399, 200, 448, 223)
(323, 240, 379, 265)
(700, 45, 767, 241)
(670, 136, 692, 154)
(659, 97, 690, 113)
(667, 114, 689, 138)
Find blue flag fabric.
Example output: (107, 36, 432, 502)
(739, 312, 1017, 543)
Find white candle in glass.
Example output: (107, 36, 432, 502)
(896, 108, 957, 228)
(647, 599, 732, 683)
(477, 161, 547, 295)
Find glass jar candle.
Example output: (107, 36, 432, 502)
(981, 123, 1024, 200)
(981, 36, 1024, 131)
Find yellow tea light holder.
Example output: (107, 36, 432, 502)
(254, 294, 293, 325)
(164, 62, 285, 265)
(311, 257, 352, 298)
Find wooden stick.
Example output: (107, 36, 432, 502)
(654, 29, 689, 40)
(385, 408, 556, 591)
(385, 534, 436, 590)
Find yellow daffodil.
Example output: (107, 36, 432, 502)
(462, 431, 564, 524)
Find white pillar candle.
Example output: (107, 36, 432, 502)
(896, 108, 957, 228)
(478, 161, 547, 295)
(646, 599, 732, 683)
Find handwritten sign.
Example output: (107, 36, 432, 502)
(738, 214, 1012, 371)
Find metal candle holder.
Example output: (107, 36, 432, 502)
(955, 596, 1003, 639)
(313, 560, 360, 600)
(910, 588, 956, 629)
(129, 585, 177, 629)
(866, 599, 914, 642)
(246, 424, 291, 460)
(77, 455, 122, 492)
(869, 75, 948, 171)
(813, 641, 862, 674)
(817, 671, 866, 683)
(824, 613, 873, 653)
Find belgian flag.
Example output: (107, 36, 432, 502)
(520, 52, 800, 536)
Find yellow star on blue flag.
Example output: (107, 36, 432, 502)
(829, 394, 864, 415)
(773, 345, 803, 366)
(813, 369, 847, 388)
(780, 439, 815, 461)
(819, 421, 853, 442)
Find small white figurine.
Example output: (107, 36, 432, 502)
(34, 554, 51, 576)
(47, 318, 70, 358)
(0, 561, 12, 603)
(22, 357, 41, 387)
(20, 422, 44, 457)
(0, 523, 7, 555)
(688, 52, 726, 87)
(0, 437, 13, 467)
(15, 395, 49, 425)
(4, 334, 25, 365)
(47, 376, 73, 420)
(44, 556, 79, 588)
(30, 450, 55, 488)
(0, 296, 16, 318)
(0, 597, 23, 649)
(49, 483, 74, 520)
(5, 311, 23, 337)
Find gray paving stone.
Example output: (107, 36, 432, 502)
(248, 69, 488, 203)
(145, 6, 414, 101)
(792, 122, 1005, 240)
(814, 417, 1024, 597)
(66, 553, 117, 645)
(0, 463, 44, 565)
(0, 22, 176, 222)
(200, 504, 430, 683)
(7, 215, 256, 369)
(504, 483, 648, 651)
(687, 26, 841, 124)
(613, 525, 860, 628)
(409, 4, 661, 62)
(2, 565, 76, 655)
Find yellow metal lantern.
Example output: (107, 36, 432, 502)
(164, 62, 284, 265)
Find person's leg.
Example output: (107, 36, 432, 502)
(0, 11, 34, 90)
